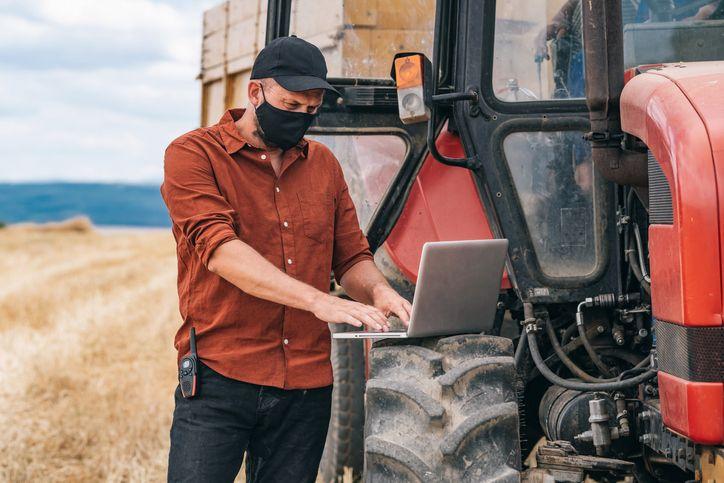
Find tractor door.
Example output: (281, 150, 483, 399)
(448, 0, 621, 303)
(266, 0, 440, 253)
(265, 3, 444, 478)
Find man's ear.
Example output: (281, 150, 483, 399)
(248, 81, 262, 107)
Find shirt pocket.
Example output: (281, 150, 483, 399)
(297, 191, 334, 244)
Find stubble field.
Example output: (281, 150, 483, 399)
(0, 221, 180, 481)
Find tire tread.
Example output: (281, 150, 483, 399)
(364, 335, 521, 482)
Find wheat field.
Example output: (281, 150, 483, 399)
(0, 221, 180, 481)
(0, 221, 354, 482)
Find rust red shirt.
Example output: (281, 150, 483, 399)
(161, 108, 373, 389)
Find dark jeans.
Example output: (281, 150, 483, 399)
(168, 361, 332, 482)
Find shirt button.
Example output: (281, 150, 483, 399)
(261, 154, 267, 160)
(287, 258, 293, 265)
(275, 186, 280, 193)
(283, 338, 289, 345)
(283, 221, 289, 227)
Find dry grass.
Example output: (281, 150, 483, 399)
(0, 223, 353, 482)
(0, 224, 179, 481)
(10, 215, 95, 233)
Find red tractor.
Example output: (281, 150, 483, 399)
(262, 0, 724, 481)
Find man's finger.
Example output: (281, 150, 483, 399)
(395, 302, 411, 326)
(357, 314, 379, 331)
(365, 304, 387, 319)
(376, 311, 390, 331)
(365, 306, 389, 329)
(354, 309, 382, 331)
(358, 303, 388, 327)
(378, 310, 391, 331)
(387, 303, 409, 327)
(343, 314, 362, 328)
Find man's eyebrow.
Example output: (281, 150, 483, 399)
(282, 97, 321, 107)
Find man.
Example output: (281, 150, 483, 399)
(161, 36, 412, 482)
(534, 0, 584, 99)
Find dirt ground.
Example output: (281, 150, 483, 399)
(0, 223, 181, 481)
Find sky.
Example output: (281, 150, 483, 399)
(0, 0, 219, 183)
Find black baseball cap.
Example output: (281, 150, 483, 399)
(251, 36, 340, 96)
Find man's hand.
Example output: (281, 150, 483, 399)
(311, 293, 391, 331)
(371, 284, 412, 327)
(336, 260, 412, 328)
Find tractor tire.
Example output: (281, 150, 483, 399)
(364, 334, 521, 483)
(320, 323, 366, 482)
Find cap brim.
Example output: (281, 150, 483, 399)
(274, 75, 341, 96)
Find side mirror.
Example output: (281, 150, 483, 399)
(390, 52, 433, 125)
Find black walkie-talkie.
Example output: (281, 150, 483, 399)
(179, 327, 198, 398)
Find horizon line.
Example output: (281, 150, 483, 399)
(0, 180, 162, 186)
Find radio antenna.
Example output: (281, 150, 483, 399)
(189, 327, 197, 357)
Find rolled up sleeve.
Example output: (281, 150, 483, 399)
(330, 159, 374, 283)
(161, 140, 239, 267)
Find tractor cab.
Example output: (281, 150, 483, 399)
(255, 0, 724, 481)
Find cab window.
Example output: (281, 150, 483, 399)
(492, 0, 724, 103)
(307, 134, 407, 232)
(503, 130, 600, 278)
(493, 0, 585, 102)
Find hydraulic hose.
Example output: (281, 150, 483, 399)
(544, 321, 614, 383)
(576, 302, 615, 378)
(632, 222, 651, 284)
(527, 328, 657, 391)
(515, 302, 536, 372)
(616, 355, 652, 380)
(528, 324, 604, 381)
(624, 188, 651, 294)
(626, 242, 651, 294)
(598, 348, 644, 366)
(514, 330, 528, 370)
(561, 322, 578, 345)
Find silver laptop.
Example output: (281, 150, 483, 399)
(333, 239, 509, 339)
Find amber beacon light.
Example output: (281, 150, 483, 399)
(393, 54, 430, 124)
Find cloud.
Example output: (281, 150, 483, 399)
(0, 0, 219, 182)
(0, 0, 192, 69)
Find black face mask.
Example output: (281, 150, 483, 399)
(254, 86, 315, 151)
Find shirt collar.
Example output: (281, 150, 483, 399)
(218, 108, 310, 158)
(218, 108, 247, 154)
